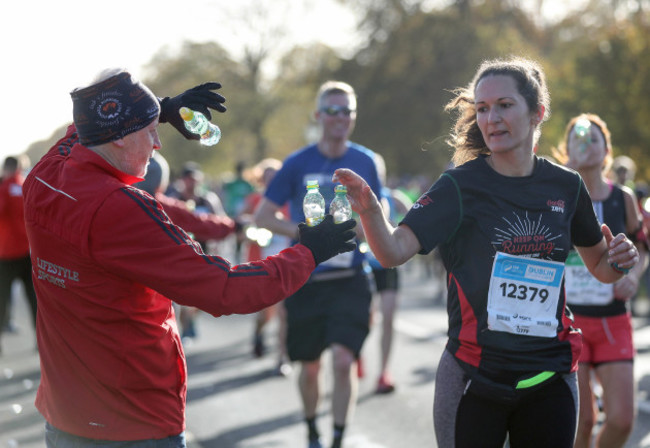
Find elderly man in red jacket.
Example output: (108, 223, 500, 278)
(23, 69, 356, 448)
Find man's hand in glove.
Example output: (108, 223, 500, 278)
(298, 214, 357, 265)
(159, 83, 227, 140)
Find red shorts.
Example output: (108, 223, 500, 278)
(573, 313, 635, 365)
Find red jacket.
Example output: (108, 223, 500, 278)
(0, 172, 29, 259)
(23, 125, 315, 440)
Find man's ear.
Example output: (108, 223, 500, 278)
(113, 138, 125, 148)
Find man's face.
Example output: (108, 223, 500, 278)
(316, 93, 357, 141)
(182, 175, 200, 195)
(118, 120, 161, 178)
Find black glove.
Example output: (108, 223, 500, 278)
(298, 214, 357, 265)
(159, 82, 227, 140)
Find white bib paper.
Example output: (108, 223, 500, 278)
(487, 252, 564, 338)
(564, 251, 613, 306)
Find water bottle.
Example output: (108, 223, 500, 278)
(330, 184, 352, 223)
(573, 117, 592, 152)
(303, 180, 325, 227)
(179, 107, 221, 146)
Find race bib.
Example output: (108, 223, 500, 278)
(564, 251, 613, 306)
(487, 252, 564, 338)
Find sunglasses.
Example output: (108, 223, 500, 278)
(320, 105, 356, 117)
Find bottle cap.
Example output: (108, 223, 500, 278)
(179, 107, 194, 121)
(334, 185, 347, 194)
(574, 117, 591, 137)
(306, 180, 319, 188)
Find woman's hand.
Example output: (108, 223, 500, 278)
(332, 168, 382, 216)
(602, 223, 639, 273)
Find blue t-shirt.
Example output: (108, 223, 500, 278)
(265, 142, 382, 273)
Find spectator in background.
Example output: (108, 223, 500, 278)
(223, 161, 254, 263)
(635, 182, 650, 316)
(0, 154, 38, 354)
(224, 160, 255, 217)
(170, 161, 225, 217)
(238, 158, 292, 376)
(554, 113, 647, 448)
(610, 155, 637, 191)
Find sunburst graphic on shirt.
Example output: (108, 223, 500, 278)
(491, 211, 564, 258)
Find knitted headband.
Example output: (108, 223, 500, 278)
(71, 72, 160, 146)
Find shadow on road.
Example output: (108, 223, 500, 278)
(197, 408, 304, 447)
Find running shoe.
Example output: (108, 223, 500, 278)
(375, 374, 396, 394)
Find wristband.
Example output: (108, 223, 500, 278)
(610, 262, 631, 275)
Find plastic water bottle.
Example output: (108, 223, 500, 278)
(303, 180, 325, 227)
(179, 107, 221, 146)
(330, 184, 352, 223)
(573, 117, 592, 152)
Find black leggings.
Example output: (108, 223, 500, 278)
(434, 350, 578, 448)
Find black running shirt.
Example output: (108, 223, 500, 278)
(401, 155, 602, 375)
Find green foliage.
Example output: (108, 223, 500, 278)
(333, 2, 545, 178)
(541, 9, 650, 181)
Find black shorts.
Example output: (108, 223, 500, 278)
(284, 270, 372, 361)
(371, 267, 399, 292)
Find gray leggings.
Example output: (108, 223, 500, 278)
(433, 350, 578, 448)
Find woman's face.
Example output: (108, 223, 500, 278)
(566, 121, 608, 171)
(474, 75, 540, 157)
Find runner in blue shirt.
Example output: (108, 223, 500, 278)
(255, 81, 382, 448)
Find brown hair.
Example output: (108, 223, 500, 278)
(445, 57, 550, 166)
